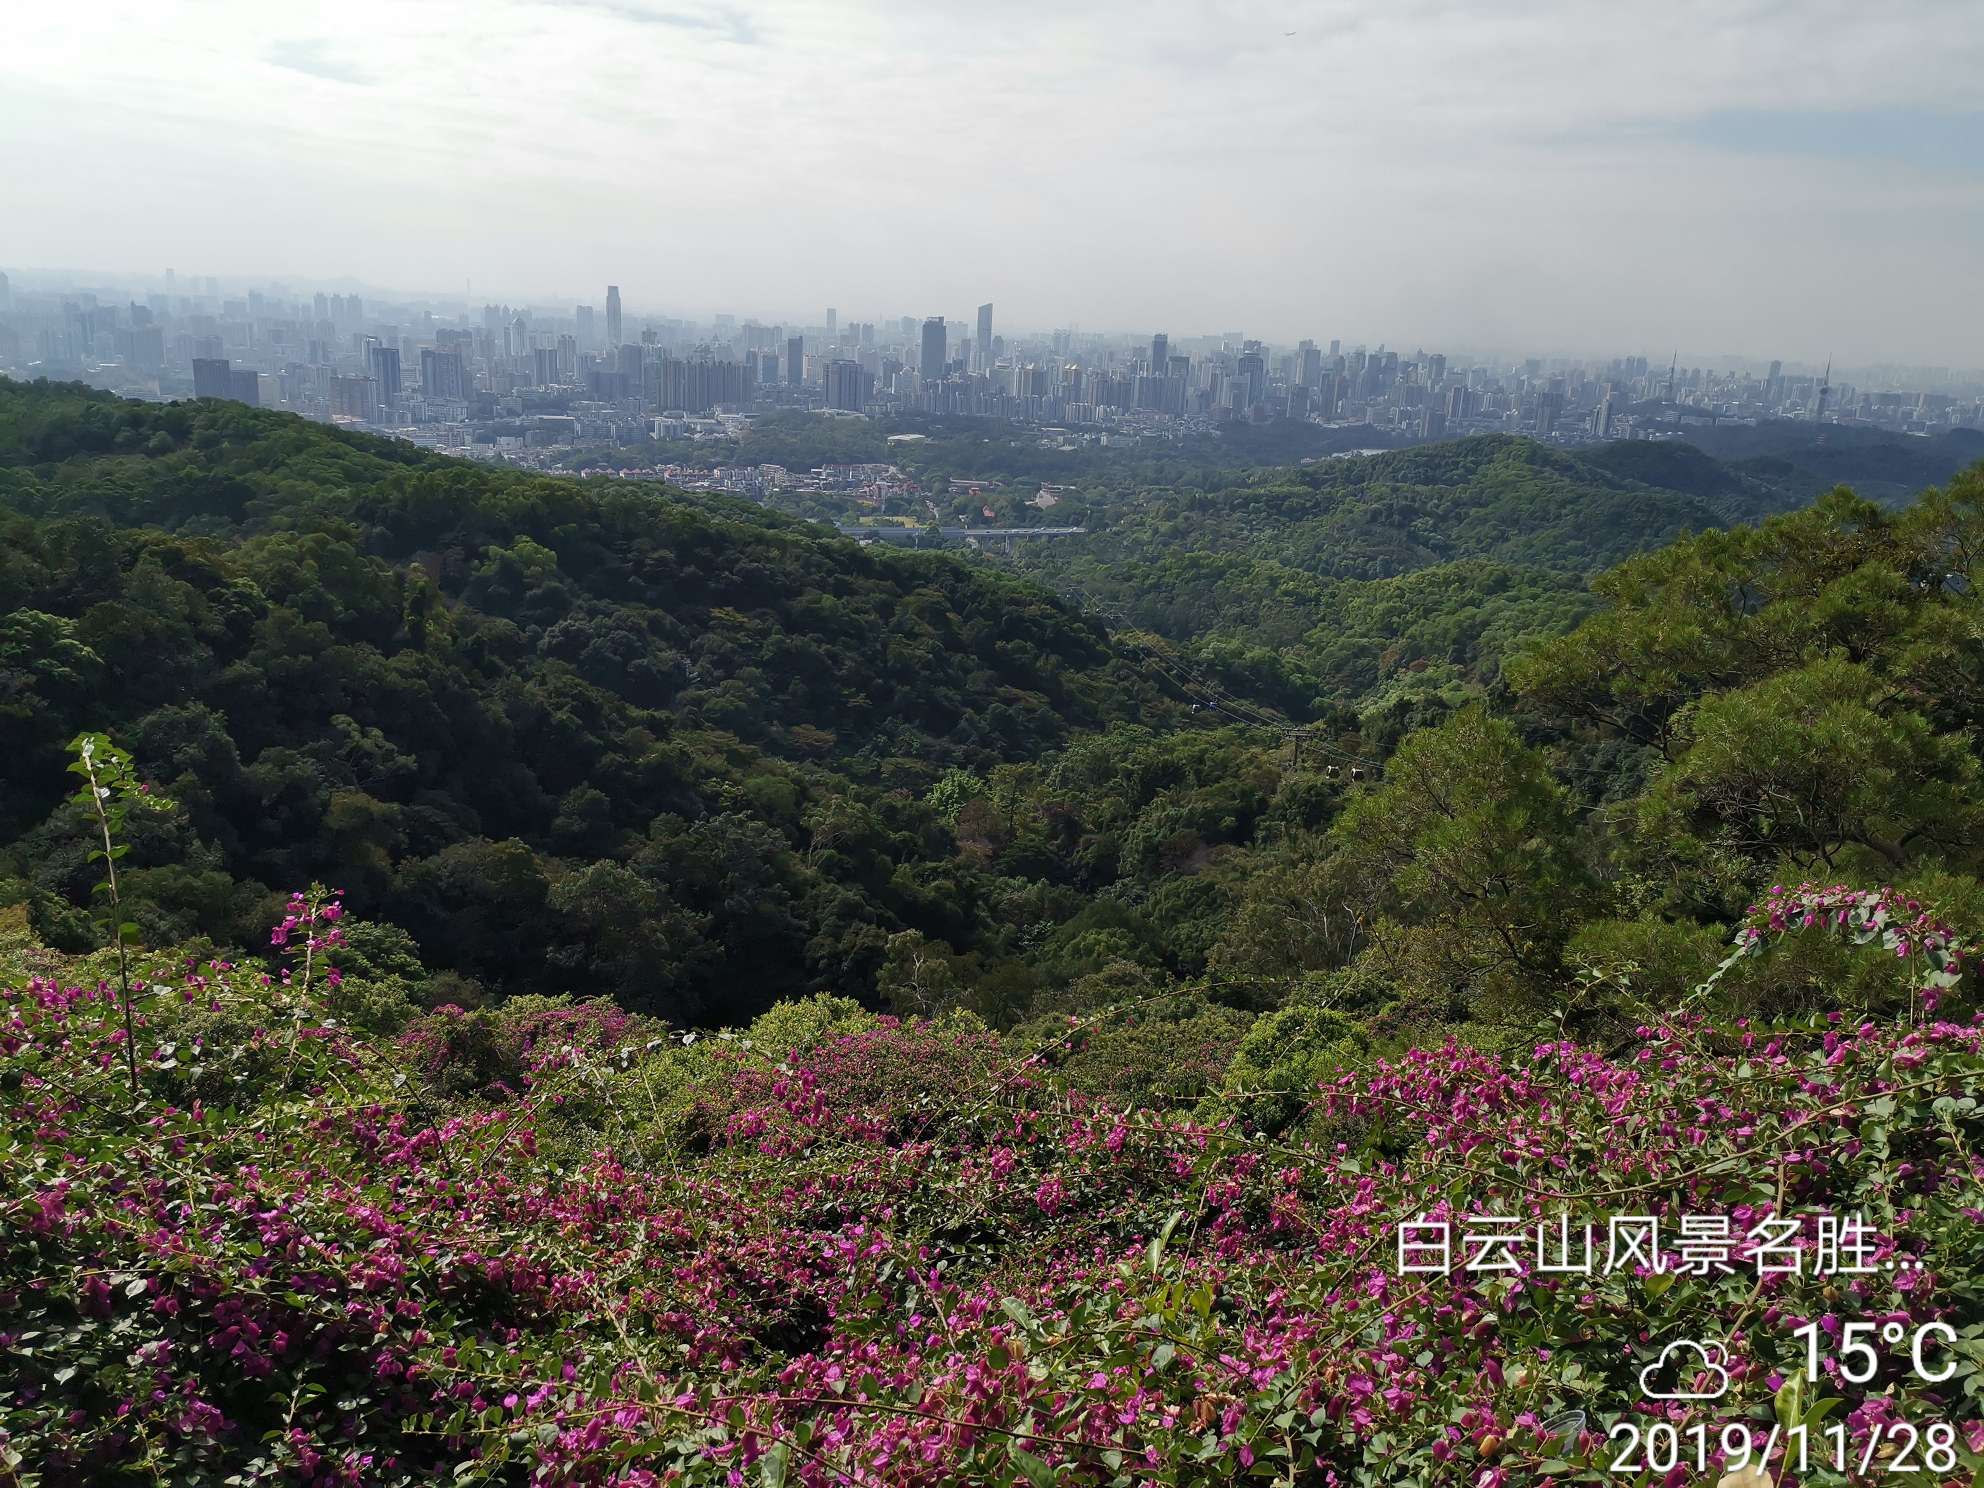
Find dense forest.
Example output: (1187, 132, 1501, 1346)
(7, 377, 1984, 1035)
(1004, 430, 1984, 726)
(7, 376, 1984, 1484)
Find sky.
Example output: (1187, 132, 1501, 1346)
(4, 0, 1982, 365)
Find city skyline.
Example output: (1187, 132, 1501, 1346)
(3, 260, 1976, 386)
(12, 260, 1977, 479)
(4, 0, 1982, 365)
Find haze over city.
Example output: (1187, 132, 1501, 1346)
(5, 0, 1983, 364)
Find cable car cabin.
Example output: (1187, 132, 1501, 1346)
(1349, 766, 1365, 781)
(1325, 765, 1340, 780)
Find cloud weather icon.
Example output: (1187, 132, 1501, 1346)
(1638, 1339, 1732, 1401)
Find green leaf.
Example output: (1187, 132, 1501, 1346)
(1000, 1297, 1037, 1331)
(1009, 1446, 1058, 1488)
(759, 1441, 790, 1488)
(1774, 1373, 1805, 1428)
(1146, 1208, 1185, 1274)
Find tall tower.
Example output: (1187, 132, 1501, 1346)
(976, 303, 993, 371)
(1815, 357, 1831, 421)
(368, 343, 402, 404)
(921, 317, 947, 382)
(605, 285, 623, 348)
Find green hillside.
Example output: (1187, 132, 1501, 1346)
(7, 375, 1984, 1048)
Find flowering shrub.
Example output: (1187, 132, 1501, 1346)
(398, 994, 642, 1100)
(3, 889, 1984, 1485)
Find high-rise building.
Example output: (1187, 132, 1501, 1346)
(0, 272, 10, 314)
(331, 374, 379, 422)
(191, 357, 232, 399)
(920, 317, 946, 382)
(825, 359, 871, 412)
(826, 308, 838, 339)
(531, 347, 561, 387)
(131, 324, 164, 372)
(1235, 349, 1265, 409)
(227, 368, 261, 406)
(1151, 333, 1168, 375)
(977, 304, 994, 371)
(786, 335, 804, 385)
(1300, 344, 1322, 388)
(421, 348, 466, 400)
(605, 286, 622, 349)
(576, 305, 595, 350)
(368, 344, 402, 404)
(656, 351, 751, 413)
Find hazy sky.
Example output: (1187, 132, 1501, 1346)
(5, 0, 1982, 363)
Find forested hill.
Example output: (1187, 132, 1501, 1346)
(1677, 417, 1984, 503)
(0, 376, 1176, 792)
(1043, 434, 1800, 579)
(1010, 432, 1892, 725)
(9, 375, 1983, 1045)
(0, 379, 1192, 1019)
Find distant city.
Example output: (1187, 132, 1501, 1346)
(3, 267, 1981, 480)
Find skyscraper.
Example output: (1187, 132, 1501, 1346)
(1235, 349, 1265, 409)
(826, 308, 838, 339)
(192, 357, 232, 399)
(227, 368, 261, 406)
(921, 317, 946, 383)
(605, 286, 622, 349)
(1151, 333, 1168, 374)
(977, 303, 993, 371)
(786, 335, 804, 385)
(421, 348, 466, 401)
(368, 344, 402, 404)
(0, 272, 10, 314)
(825, 359, 870, 411)
(576, 305, 595, 350)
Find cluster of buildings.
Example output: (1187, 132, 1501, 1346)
(2, 269, 1980, 462)
(569, 458, 921, 508)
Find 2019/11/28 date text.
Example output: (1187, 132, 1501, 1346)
(1607, 1420, 1962, 1476)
